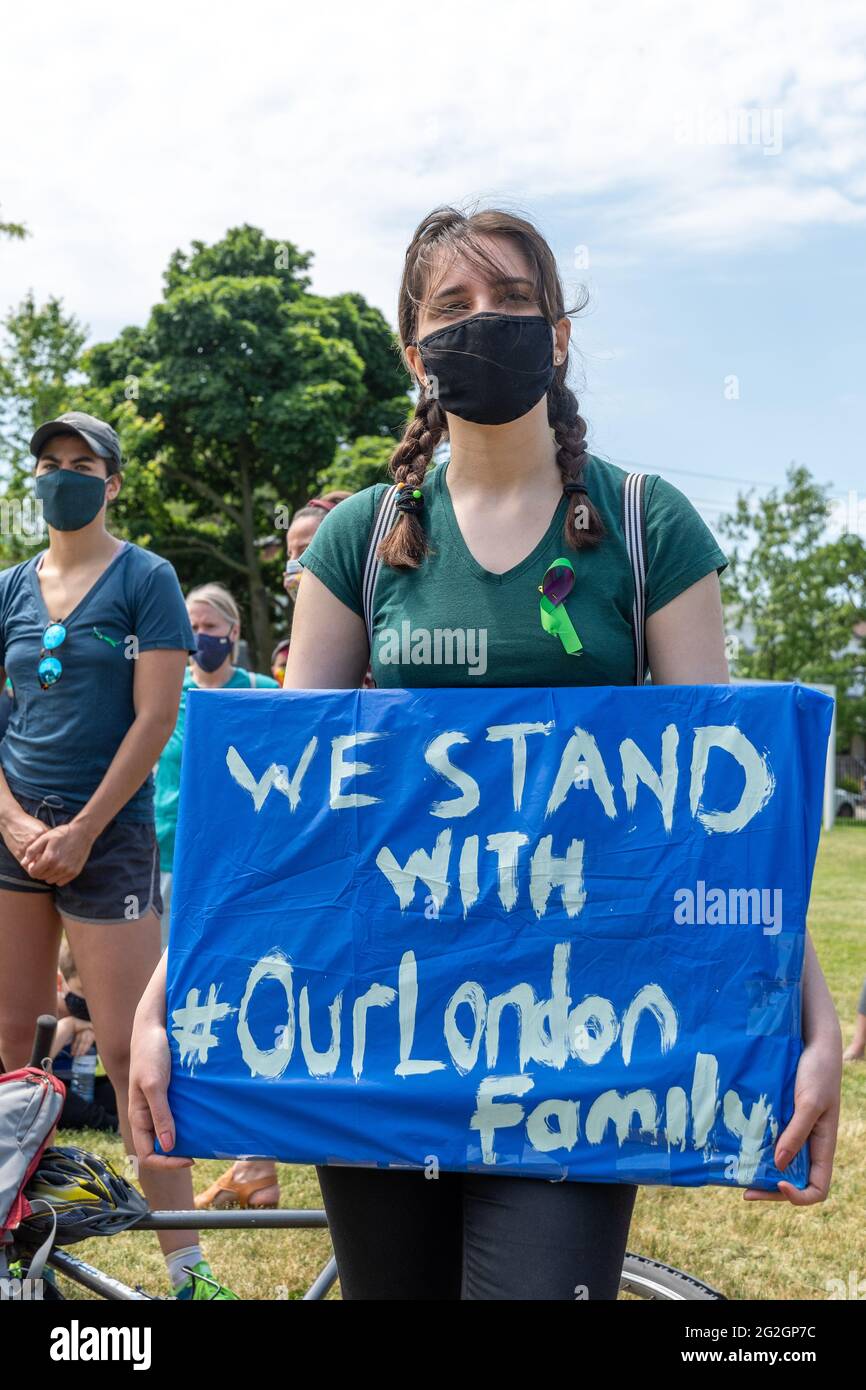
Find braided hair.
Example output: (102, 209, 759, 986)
(379, 204, 604, 570)
(548, 374, 605, 549)
(377, 392, 447, 569)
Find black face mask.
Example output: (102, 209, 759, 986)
(415, 312, 555, 426)
(35, 470, 106, 531)
(65, 990, 90, 1023)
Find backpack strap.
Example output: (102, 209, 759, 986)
(20, 1200, 57, 1283)
(361, 484, 400, 648)
(622, 472, 649, 684)
(248, 671, 258, 689)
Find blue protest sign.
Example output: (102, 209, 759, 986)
(165, 683, 832, 1190)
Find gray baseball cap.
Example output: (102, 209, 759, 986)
(30, 412, 122, 472)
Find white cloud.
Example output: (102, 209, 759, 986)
(1, 0, 864, 340)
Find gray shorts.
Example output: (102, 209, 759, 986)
(0, 789, 162, 926)
(159, 870, 172, 949)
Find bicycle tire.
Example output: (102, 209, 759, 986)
(620, 1252, 726, 1300)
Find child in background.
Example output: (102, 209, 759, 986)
(270, 637, 290, 686)
(843, 981, 866, 1061)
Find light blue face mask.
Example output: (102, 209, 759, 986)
(35, 470, 106, 531)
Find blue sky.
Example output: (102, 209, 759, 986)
(550, 216, 866, 529)
(1, 0, 864, 537)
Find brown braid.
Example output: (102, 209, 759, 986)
(548, 376, 605, 549)
(378, 392, 446, 568)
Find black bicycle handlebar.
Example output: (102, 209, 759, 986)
(29, 1013, 57, 1068)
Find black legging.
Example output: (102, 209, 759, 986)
(316, 1164, 637, 1300)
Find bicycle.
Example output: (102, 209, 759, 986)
(7, 1017, 726, 1302)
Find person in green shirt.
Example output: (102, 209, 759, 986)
(155, 582, 279, 917)
(130, 203, 842, 1301)
(289, 205, 842, 1300)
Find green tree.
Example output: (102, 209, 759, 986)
(719, 464, 866, 745)
(818, 530, 866, 748)
(87, 225, 411, 665)
(317, 433, 395, 494)
(0, 293, 87, 563)
(0, 207, 28, 241)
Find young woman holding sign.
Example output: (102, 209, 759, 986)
(129, 208, 842, 1300)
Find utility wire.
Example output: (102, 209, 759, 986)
(605, 456, 779, 491)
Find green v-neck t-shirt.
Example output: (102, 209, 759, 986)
(299, 454, 727, 688)
(0, 540, 195, 821)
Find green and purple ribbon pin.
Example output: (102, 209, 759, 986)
(539, 557, 582, 654)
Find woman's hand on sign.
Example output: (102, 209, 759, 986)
(129, 957, 194, 1171)
(743, 1034, 841, 1205)
(129, 1017, 192, 1171)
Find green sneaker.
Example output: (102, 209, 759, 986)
(7, 1257, 59, 1297)
(174, 1260, 239, 1301)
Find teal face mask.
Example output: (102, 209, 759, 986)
(35, 470, 106, 531)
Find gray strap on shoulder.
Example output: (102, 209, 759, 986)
(361, 484, 399, 648)
(622, 472, 648, 684)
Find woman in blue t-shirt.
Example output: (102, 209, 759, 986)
(0, 412, 234, 1299)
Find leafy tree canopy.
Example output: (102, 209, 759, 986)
(720, 464, 866, 748)
(83, 224, 411, 664)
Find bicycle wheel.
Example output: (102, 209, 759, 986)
(620, 1252, 726, 1300)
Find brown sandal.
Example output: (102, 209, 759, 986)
(194, 1167, 281, 1210)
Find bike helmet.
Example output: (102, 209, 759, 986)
(19, 1145, 149, 1244)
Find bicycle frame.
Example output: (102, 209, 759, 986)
(12, 1020, 725, 1303)
(38, 1210, 724, 1301)
(37, 1211, 336, 1301)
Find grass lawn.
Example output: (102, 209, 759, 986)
(53, 826, 865, 1301)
